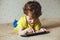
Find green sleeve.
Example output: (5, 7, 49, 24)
(14, 16, 27, 31)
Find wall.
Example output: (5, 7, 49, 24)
(39, 0, 60, 19)
(0, 0, 60, 24)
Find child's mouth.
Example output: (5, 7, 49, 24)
(30, 23, 34, 25)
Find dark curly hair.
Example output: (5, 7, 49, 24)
(23, 1, 42, 18)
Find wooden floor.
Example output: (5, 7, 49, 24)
(0, 19, 60, 40)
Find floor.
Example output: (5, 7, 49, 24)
(0, 19, 60, 40)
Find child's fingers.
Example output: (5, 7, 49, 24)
(40, 28, 49, 32)
(32, 29, 35, 33)
(40, 28, 46, 32)
(27, 28, 35, 33)
(25, 28, 35, 34)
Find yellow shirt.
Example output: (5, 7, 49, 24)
(14, 15, 41, 31)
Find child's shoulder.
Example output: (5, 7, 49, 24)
(19, 15, 26, 20)
(18, 15, 26, 23)
(21, 15, 26, 18)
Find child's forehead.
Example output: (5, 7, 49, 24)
(26, 15, 36, 19)
(27, 16, 33, 18)
(26, 10, 37, 18)
(27, 13, 35, 18)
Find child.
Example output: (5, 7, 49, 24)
(14, 1, 48, 35)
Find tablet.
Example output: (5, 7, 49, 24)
(20, 31, 49, 37)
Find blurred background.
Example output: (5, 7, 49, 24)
(0, 0, 60, 40)
(0, 0, 60, 24)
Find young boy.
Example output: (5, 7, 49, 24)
(14, 1, 48, 35)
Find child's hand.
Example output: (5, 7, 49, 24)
(25, 28, 35, 34)
(40, 28, 49, 32)
(36, 28, 49, 33)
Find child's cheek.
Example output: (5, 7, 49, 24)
(27, 19, 31, 23)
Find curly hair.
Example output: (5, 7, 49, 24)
(23, 1, 42, 18)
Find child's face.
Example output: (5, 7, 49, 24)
(26, 11, 37, 25)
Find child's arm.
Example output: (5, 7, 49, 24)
(18, 28, 35, 35)
(18, 28, 27, 35)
